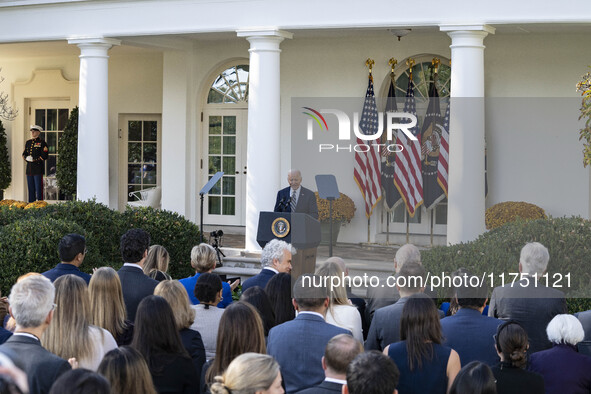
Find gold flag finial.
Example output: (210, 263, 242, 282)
(365, 58, 375, 81)
(406, 58, 415, 80)
(388, 58, 398, 74)
(432, 57, 440, 74)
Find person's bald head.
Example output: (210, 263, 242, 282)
(325, 256, 348, 276)
(394, 244, 421, 273)
(323, 334, 363, 376)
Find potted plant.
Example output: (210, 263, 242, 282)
(315, 191, 356, 244)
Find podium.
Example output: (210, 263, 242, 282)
(257, 212, 320, 279)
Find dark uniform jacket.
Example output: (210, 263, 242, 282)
(22, 137, 48, 176)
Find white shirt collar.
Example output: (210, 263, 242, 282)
(123, 262, 143, 271)
(264, 267, 279, 274)
(13, 332, 40, 341)
(324, 377, 347, 385)
(290, 186, 301, 201)
(298, 311, 324, 320)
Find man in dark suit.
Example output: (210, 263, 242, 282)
(241, 239, 293, 293)
(299, 334, 363, 394)
(42, 233, 91, 284)
(117, 228, 158, 322)
(489, 242, 567, 353)
(274, 169, 319, 219)
(267, 275, 350, 393)
(441, 273, 503, 366)
(0, 275, 71, 394)
(343, 351, 399, 394)
(365, 262, 428, 351)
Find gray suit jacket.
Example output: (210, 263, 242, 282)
(489, 278, 566, 353)
(0, 335, 71, 394)
(576, 310, 591, 341)
(267, 313, 350, 394)
(365, 297, 407, 351)
(118, 265, 159, 322)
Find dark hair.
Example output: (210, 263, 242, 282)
(205, 301, 266, 385)
(449, 361, 497, 394)
(240, 287, 276, 336)
(346, 351, 399, 394)
(120, 229, 150, 264)
(265, 273, 295, 325)
(400, 293, 443, 371)
(58, 233, 86, 262)
(293, 275, 327, 310)
(397, 262, 426, 291)
(49, 369, 110, 394)
(131, 295, 189, 375)
(98, 346, 157, 394)
(453, 269, 488, 310)
(324, 334, 363, 374)
(194, 273, 223, 305)
(494, 321, 528, 368)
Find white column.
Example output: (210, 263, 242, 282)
(68, 37, 120, 206)
(439, 25, 494, 244)
(237, 29, 292, 251)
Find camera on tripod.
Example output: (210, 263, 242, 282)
(209, 230, 225, 267)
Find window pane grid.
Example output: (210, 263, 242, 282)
(36, 108, 69, 201)
(207, 115, 237, 215)
(127, 120, 159, 201)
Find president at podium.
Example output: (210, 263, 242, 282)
(274, 169, 318, 219)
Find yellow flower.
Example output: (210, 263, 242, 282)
(485, 201, 547, 230)
(315, 192, 356, 223)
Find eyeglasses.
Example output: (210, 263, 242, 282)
(51, 303, 57, 311)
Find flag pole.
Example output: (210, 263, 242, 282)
(430, 209, 434, 246)
(367, 218, 370, 243)
(386, 212, 390, 245)
(405, 210, 409, 244)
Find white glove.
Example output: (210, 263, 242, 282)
(25, 156, 33, 162)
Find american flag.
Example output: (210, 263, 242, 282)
(393, 77, 423, 217)
(354, 77, 382, 218)
(381, 77, 402, 212)
(437, 101, 450, 198)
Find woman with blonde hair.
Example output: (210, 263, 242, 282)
(89, 267, 134, 346)
(210, 353, 283, 394)
(154, 280, 206, 390)
(179, 243, 237, 308)
(42, 274, 117, 371)
(314, 260, 363, 342)
(98, 346, 157, 394)
(143, 245, 172, 281)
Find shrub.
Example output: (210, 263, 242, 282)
(0, 205, 27, 226)
(315, 192, 356, 223)
(485, 201, 547, 230)
(56, 107, 78, 197)
(0, 119, 10, 192)
(422, 217, 591, 313)
(123, 207, 200, 279)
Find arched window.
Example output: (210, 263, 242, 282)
(207, 64, 249, 104)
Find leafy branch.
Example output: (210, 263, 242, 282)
(576, 70, 591, 167)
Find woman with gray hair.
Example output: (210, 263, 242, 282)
(178, 243, 238, 308)
(529, 314, 591, 393)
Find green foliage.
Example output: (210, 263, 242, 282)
(422, 217, 591, 312)
(56, 107, 78, 196)
(0, 119, 11, 190)
(0, 206, 28, 226)
(577, 70, 591, 167)
(123, 207, 200, 279)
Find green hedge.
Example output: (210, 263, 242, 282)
(0, 201, 200, 295)
(422, 217, 591, 313)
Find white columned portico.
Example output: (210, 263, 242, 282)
(440, 25, 494, 244)
(68, 37, 120, 206)
(237, 29, 292, 251)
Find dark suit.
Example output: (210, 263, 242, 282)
(241, 268, 276, 293)
(0, 334, 71, 394)
(267, 312, 350, 394)
(489, 278, 567, 353)
(440, 308, 503, 366)
(274, 186, 318, 219)
(117, 265, 159, 322)
(529, 344, 591, 394)
(298, 380, 344, 394)
(180, 328, 206, 392)
(575, 310, 591, 340)
(42, 263, 91, 284)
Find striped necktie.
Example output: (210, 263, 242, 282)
(290, 190, 297, 212)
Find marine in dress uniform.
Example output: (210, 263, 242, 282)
(22, 125, 48, 202)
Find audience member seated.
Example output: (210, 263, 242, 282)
(143, 245, 172, 281)
(448, 361, 497, 394)
(209, 353, 282, 394)
(240, 287, 276, 337)
(0, 275, 71, 394)
(366, 262, 427, 351)
(440, 272, 502, 366)
(131, 295, 198, 394)
(299, 334, 363, 394)
(191, 273, 225, 360)
(343, 351, 400, 394)
(265, 273, 295, 325)
(242, 239, 293, 293)
(203, 301, 267, 394)
(89, 267, 134, 346)
(42, 275, 117, 371)
(154, 280, 206, 390)
(325, 257, 368, 340)
(117, 229, 159, 322)
(49, 369, 110, 394)
(385, 293, 461, 394)
(529, 314, 591, 394)
(267, 274, 351, 393)
(42, 234, 91, 284)
(179, 244, 236, 308)
(98, 346, 157, 394)
(491, 321, 544, 394)
(315, 261, 363, 342)
(489, 242, 567, 353)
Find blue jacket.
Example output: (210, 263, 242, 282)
(42, 263, 91, 284)
(274, 186, 318, 219)
(241, 268, 276, 293)
(179, 273, 233, 308)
